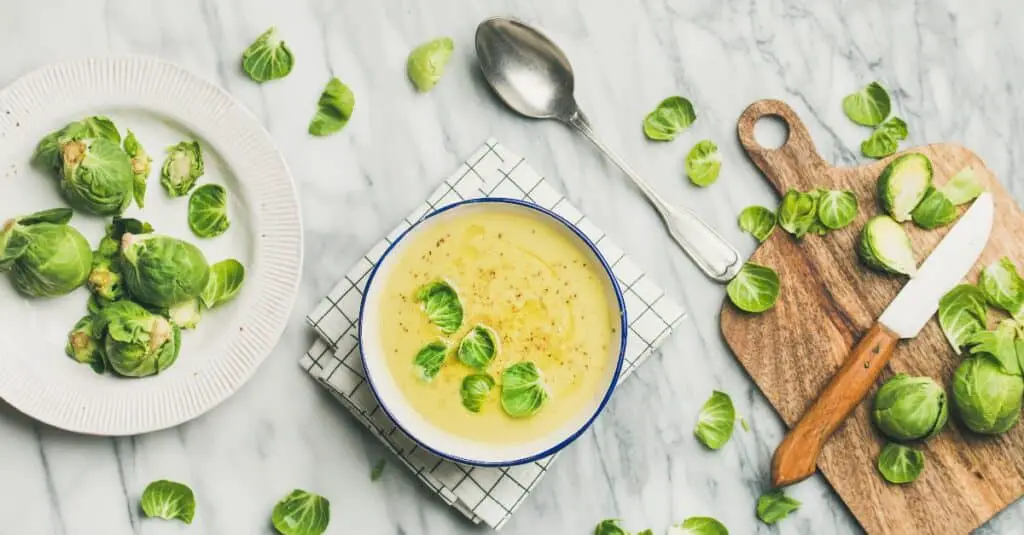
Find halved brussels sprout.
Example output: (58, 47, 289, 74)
(160, 141, 204, 197)
(120, 233, 210, 308)
(871, 374, 947, 441)
(407, 37, 454, 92)
(99, 300, 181, 377)
(65, 315, 106, 374)
(877, 153, 933, 222)
(857, 216, 916, 276)
(0, 208, 92, 297)
(168, 298, 201, 330)
(952, 353, 1024, 435)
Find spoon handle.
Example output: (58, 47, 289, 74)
(566, 110, 742, 282)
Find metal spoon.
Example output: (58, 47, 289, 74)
(475, 17, 742, 282)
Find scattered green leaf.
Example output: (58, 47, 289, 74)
(938, 284, 988, 354)
(737, 206, 776, 243)
(271, 489, 330, 535)
(777, 189, 818, 238)
(694, 390, 735, 450)
(140, 480, 195, 524)
(979, 257, 1024, 319)
(200, 259, 246, 309)
(188, 184, 230, 238)
(756, 489, 801, 525)
(458, 325, 498, 369)
(594, 519, 628, 535)
(843, 81, 891, 126)
(685, 140, 721, 187)
(910, 187, 956, 229)
(726, 262, 780, 314)
(861, 117, 908, 159)
(668, 516, 729, 535)
(242, 27, 294, 83)
(309, 77, 355, 136)
(500, 361, 549, 418)
(876, 442, 924, 484)
(460, 373, 496, 413)
(816, 190, 858, 230)
(413, 341, 448, 382)
(407, 37, 455, 92)
(643, 97, 696, 141)
(415, 281, 463, 334)
(943, 166, 985, 205)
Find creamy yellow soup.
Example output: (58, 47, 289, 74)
(378, 208, 618, 444)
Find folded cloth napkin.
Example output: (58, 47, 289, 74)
(299, 139, 685, 529)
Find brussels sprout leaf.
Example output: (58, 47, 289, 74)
(108, 216, 154, 241)
(726, 262, 779, 313)
(123, 129, 152, 208)
(242, 27, 294, 83)
(964, 320, 1021, 376)
(777, 189, 818, 238)
(370, 459, 387, 481)
(200, 259, 246, 309)
(938, 284, 988, 354)
(140, 480, 195, 524)
(876, 442, 924, 484)
(861, 117, 908, 159)
(979, 257, 1024, 319)
(843, 81, 891, 126)
(413, 341, 448, 382)
(756, 489, 801, 525)
(816, 190, 858, 230)
(643, 96, 696, 141)
(500, 362, 549, 418)
(168, 298, 202, 330)
(685, 140, 721, 187)
(65, 315, 106, 374)
(460, 373, 495, 413)
(737, 206, 776, 242)
(694, 390, 735, 450)
(943, 166, 985, 205)
(594, 519, 628, 535)
(161, 141, 204, 197)
(458, 325, 498, 369)
(17, 208, 74, 226)
(414, 281, 463, 334)
(910, 187, 956, 229)
(271, 489, 330, 535)
(668, 517, 728, 535)
(407, 37, 454, 92)
(309, 78, 355, 136)
(188, 184, 230, 238)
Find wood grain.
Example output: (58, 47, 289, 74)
(723, 99, 1024, 535)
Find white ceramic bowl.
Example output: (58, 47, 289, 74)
(358, 198, 627, 466)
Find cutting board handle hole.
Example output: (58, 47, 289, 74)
(752, 115, 790, 150)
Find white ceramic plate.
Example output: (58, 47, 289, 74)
(0, 57, 302, 435)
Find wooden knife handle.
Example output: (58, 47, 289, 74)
(771, 322, 899, 488)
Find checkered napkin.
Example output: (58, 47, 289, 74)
(299, 140, 686, 529)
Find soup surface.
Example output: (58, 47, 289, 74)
(378, 207, 618, 444)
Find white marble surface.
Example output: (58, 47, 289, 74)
(1, 0, 1023, 533)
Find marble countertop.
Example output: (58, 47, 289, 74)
(2, 0, 1023, 533)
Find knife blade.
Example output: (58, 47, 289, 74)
(771, 192, 995, 488)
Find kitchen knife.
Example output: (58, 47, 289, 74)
(771, 192, 995, 488)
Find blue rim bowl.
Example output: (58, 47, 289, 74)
(357, 198, 627, 466)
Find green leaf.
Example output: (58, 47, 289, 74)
(737, 206, 776, 242)
(637, 530, 654, 535)
(938, 284, 988, 354)
(123, 129, 151, 208)
(685, 140, 721, 187)
(816, 190, 858, 230)
(407, 37, 455, 92)
(694, 390, 736, 450)
(161, 141, 204, 197)
(414, 281, 464, 334)
(17, 208, 74, 226)
(140, 480, 195, 524)
(876, 442, 924, 484)
(460, 373, 496, 413)
(861, 117, 908, 159)
(242, 27, 295, 83)
(309, 77, 355, 136)
(413, 341, 448, 382)
(643, 96, 696, 141)
(910, 187, 957, 229)
(458, 325, 498, 369)
(500, 361, 549, 418)
(726, 262, 780, 314)
(370, 459, 387, 481)
(188, 184, 230, 238)
(856, 216, 917, 276)
(777, 189, 818, 238)
(108, 216, 154, 241)
(756, 489, 801, 525)
(271, 489, 330, 535)
(964, 320, 1021, 376)
(668, 516, 729, 535)
(878, 153, 932, 222)
(594, 519, 628, 535)
(200, 259, 246, 309)
(942, 166, 985, 205)
(979, 257, 1024, 319)
(843, 81, 892, 126)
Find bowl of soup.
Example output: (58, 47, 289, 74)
(359, 198, 627, 466)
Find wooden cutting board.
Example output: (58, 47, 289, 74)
(721, 100, 1024, 535)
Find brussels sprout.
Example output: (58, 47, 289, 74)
(309, 77, 355, 136)
(979, 257, 1024, 319)
(777, 189, 818, 238)
(861, 117, 908, 159)
(857, 216, 916, 276)
(694, 390, 736, 450)
(272, 489, 330, 535)
(910, 187, 956, 229)
(877, 153, 932, 222)
(943, 166, 985, 205)
(33, 116, 121, 170)
(412, 340, 448, 382)
(457, 325, 498, 369)
(100, 300, 181, 377)
(52, 125, 134, 215)
(160, 141, 204, 197)
(241, 27, 295, 83)
(725, 262, 779, 313)
(952, 353, 1024, 434)
(200, 259, 246, 309)
(817, 190, 858, 230)
(594, 519, 628, 535)
(938, 284, 988, 354)
(737, 206, 776, 242)
(187, 184, 230, 238)
(87, 254, 123, 303)
(685, 140, 721, 187)
(123, 129, 152, 208)
(406, 37, 454, 92)
(756, 489, 801, 525)
(843, 81, 891, 127)
(871, 374, 947, 441)
(460, 373, 495, 413)
(121, 233, 210, 308)
(643, 96, 696, 141)
(168, 298, 201, 330)
(414, 280, 463, 334)
(876, 442, 924, 484)
(0, 208, 92, 297)
(140, 480, 195, 524)
(65, 315, 106, 374)
(668, 517, 728, 535)
(500, 361, 549, 418)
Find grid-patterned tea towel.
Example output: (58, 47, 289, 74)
(299, 140, 686, 529)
